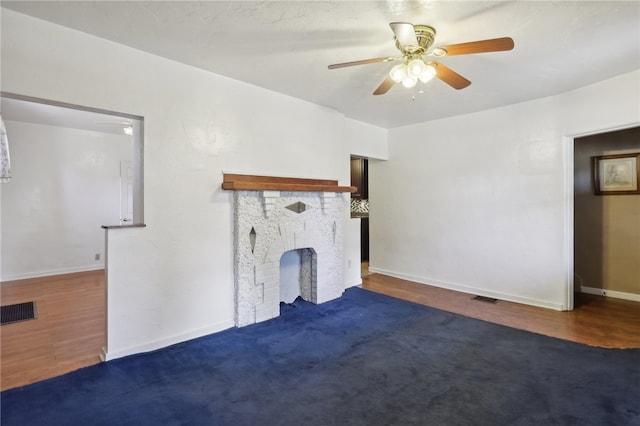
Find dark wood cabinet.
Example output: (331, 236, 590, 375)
(361, 218, 369, 261)
(350, 157, 368, 199)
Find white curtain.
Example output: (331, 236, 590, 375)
(0, 114, 10, 183)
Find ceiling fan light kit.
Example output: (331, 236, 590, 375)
(390, 58, 437, 88)
(328, 22, 514, 96)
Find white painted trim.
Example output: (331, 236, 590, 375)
(563, 135, 575, 311)
(368, 267, 566, 311)
(580, 286, 640, 302)
(2, 265, 105, 282)
(103, 320, 235, 361)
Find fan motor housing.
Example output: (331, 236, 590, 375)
(395, 25, 436, 54)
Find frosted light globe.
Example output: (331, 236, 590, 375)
(419, 63, 437, 83)
(407, 58, 427, 78)
(389, 63, 407, 83)
(402, 75, 418, 88)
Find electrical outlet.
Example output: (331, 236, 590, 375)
(95, 253, 101, 261)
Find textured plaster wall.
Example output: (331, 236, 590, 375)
(1, 121, 131, 280)
(372, 70, 640, 311)
(1, 9, 386, 359)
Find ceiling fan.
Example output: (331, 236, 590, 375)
(328, 22, 514, 95)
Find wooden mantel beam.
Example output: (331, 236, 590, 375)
(221, 173, 356, 193)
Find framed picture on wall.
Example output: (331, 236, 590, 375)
(592, 153, 640, 195)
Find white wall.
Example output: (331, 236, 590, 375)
(345, 117, 388, 161)
(1, 121, 131, 280)
(343, 218, 363, 287)
(1, 9, 386, 359)
(372, 70, 640, 310)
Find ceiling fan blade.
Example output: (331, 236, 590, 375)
(435, 37, 514, 56)
(328, 57, 396, 69)
(434, 62, 471, 90)
(373, 76, 395, 95)
(389, 22, 419, 51)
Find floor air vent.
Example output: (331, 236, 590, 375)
(472, 295, 499, 304)
(1, 301, 37, 325)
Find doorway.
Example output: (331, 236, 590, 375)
(350, 156, 371, 277)
(573, 127, 640, 305)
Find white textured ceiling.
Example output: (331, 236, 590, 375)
(2, 1, 640, 129)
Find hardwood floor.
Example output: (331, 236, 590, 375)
(1, 270, 105, 391)
(363, 273, 640, 349)
(1, 269, 638, 392)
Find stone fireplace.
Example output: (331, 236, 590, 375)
(223, 174, 355, 327)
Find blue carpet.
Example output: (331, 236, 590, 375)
(2, 287, 639, 425)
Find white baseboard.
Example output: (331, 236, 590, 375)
(368, 267, 566, 311)
(580, 286, 640, 302)
(103, 320, 235, 361)
(1, 265, 105, 282)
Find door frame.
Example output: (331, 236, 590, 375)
(563, 121, 640, 311)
